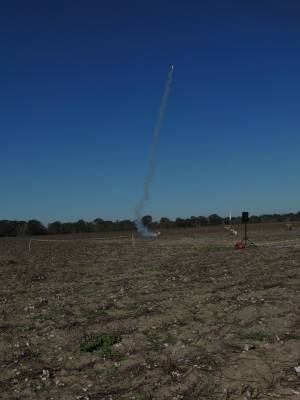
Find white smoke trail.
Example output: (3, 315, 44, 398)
(134, 66, 174, 236)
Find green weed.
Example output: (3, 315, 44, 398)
(96, 364, 119, 377)
(144, 332, 161, 347)
(80, 333, 121, 357)
(240, 331, 272, 342)
(31, 314, 52, 322)
(133, 395, 145, 400)
(85, 309, 109, 320)
(143, 331, 177, 348)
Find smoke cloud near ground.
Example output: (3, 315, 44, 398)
(134, 66, 174, 236)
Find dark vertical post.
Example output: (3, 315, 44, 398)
(242, 212, 249, 247)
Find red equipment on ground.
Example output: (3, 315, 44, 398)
(234, 240, 245, 250)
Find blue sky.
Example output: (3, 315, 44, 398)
(1, 0, 300, 223)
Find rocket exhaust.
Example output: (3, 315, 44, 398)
(134, 66, 174, 237)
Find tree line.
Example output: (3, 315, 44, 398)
(0, 212, 299, 237)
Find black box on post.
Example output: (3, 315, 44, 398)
(242, 212, 249, 222)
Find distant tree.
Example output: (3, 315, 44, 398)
(160, 217, 172, 228)
(207, 214, 222, 225)
(141, 215, 152, 227)
(152, 221, 159, 229)
(118, 220, 135, 231)
(16, 221, 27, 236)
(189, 216, 199, 227)
(175, 218, 186, 227)
(197, 216, 208, 226)
(260, 214, 271, 223)
(85, 222, 95, 232)
(273, 214, 283, 222)
(61, 222, 75, 234)
(26, 220, 46, 235)
(249, 215, 261, 223)
(182, 218, 192, 227)
(103, 220, 114, 232)
(1, 210, 299, 237)
(48, 221, 63, 234)
(288, 213, 299, 222)
(94, 218, 104, 231)
(230, 216, 241, 224)
(75, 219, 87, 233)
(0, 220, 17, 236)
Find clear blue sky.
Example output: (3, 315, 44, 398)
(1, 0, 300, 223)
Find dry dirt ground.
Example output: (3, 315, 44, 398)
(1, 224, 300, 399)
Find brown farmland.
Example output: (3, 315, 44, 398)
(1, 224, 300, 399)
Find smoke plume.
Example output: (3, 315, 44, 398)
(134, 66, 174, 236)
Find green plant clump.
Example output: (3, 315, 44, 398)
(240, 331, 271, 342)
(31, 314, 52, 322)
(144, 331, 177, 348)
(80, 333, 121, 356)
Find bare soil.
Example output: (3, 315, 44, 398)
(1, 224, 300, 399)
